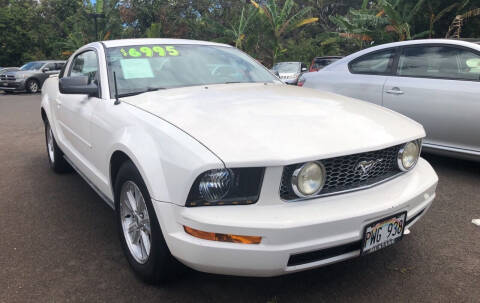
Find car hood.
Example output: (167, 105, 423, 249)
(8, 70, 35, 77)
(122, 83, 425, 166)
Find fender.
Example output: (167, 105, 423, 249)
(103, 118, 224, 206)
(40, 77, 59, 131)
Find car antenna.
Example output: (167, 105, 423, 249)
(113, 71, 120, 105)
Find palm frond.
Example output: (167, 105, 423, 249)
(295, 17, 319, 28)
(407, 0, 425, 22)
(433, 3, 459, 23)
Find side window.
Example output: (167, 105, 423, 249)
(69, 50, 99, 82)
(44, 63, 56, 71)
(349, 49, 395, 75)
(455, 48, 480, 80)
(397, 45, 480, 81)
(314, 59, 328, 70)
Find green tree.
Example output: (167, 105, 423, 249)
(379, 0, 428, 41)
(207, 5, 258, 49)
(0, 0, 41, 66)
(329, 0, 387, 50)
(426, 1, 460, 38)
(254, 0, 318, 64)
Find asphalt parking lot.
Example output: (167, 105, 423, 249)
(0, 93, 479, 303)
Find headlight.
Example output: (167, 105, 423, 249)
(198, 169, 233, 202)
(397, 140, 421, 171)
(291, 161, 326, 197)
(186, 167, 265, 207)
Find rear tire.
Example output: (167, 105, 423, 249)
(115, 161, 182, 284)
(26, 79, 39, 93)
(44, 120, 72, 173)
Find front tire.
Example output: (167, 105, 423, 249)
(26, 79, 39, 93)
(115, 161, 181, 284)
(44, 120, 72, 173)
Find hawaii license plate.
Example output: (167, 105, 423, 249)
(1, 82, 7, 86)
(362, 212, 406, 255)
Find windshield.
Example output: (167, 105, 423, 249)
(20, 62, 44, 71)
(272, 62, 300, 73)
(106, 44, 278, 97)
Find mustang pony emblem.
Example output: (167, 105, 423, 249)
(355, 159, 384, 177)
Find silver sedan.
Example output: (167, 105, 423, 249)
(301, 39, 480, 161)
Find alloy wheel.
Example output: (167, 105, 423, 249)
(29, 81, 38, 93)
(47, 125, 55, 163)
(120, 180, 152, 264)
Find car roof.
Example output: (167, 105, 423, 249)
(351, 39, 480, 57)
(313, 56, 343, 60)
(377, 38, 480, 48)
(26, 60, 65, 64)
(457, 38, 480, 44)
(100, 38, 232, 48)
(327, 38, 480, 69)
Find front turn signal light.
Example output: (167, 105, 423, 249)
(184, 226, 262, 244)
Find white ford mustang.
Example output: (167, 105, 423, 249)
(41, 38, 438, 283)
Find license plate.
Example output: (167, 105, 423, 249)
(1, 82, 7, 86)
(362, 212, 406, 255)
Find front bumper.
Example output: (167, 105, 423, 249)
(282, 78, 298, 85)
(0, 79, 25, 91)
(153, 158, 438, 277)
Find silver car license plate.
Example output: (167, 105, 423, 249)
(362, 212, 406, 255)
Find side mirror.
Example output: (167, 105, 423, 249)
(301, 67, 307, 72)
(59, 76, 98, 97)
(42, 68, 50, 73)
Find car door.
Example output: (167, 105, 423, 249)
(38, 63, 59, 87)
(57, 50, 102, 168)
(383, 44, 480, 152)
(328, 48, 397, 105)
(43, 63, 58, 74)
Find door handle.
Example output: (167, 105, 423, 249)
(385, 87, 404, 95)
(55, 99, 62, 108)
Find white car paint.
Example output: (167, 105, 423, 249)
(41, 39, 438, 277)
(123, 83, 424, 167)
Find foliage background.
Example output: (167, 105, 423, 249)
(1, 0, 480, 67)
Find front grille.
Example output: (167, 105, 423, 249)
(280, 145, 403, 201)
(0, 75, 15, 81)
(288, 241, 362, 266)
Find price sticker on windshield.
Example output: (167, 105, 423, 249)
(120, 46, 180, 58)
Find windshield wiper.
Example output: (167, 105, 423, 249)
(117, 87, 166, 98)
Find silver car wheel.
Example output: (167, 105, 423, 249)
(29, 81, 39, 93)
(47, 124, 55, 163)
(120, 180, 152, 264)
